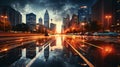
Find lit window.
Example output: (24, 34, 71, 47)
(117, 23, 120, 25)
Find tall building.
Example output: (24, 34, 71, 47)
(111, 0, 120, 33)
(63, 14, 70, 29)
(92, 0, 113, 31)
(44, 10, 49, 29)
(78, 5, 89, 23)
(39, 17, 42, 25)
(26, 13, 36, 31)
(50, 23, 56, 31)
(0, 6, 22, 26)
(63, 17, 67, 29)
(66, 14, 70, 28)
(69, 14, 78, 26)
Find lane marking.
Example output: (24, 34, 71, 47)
(66, 41, 94, 67)
(83, 42, 103, 49)
(26, 39, 54, 67)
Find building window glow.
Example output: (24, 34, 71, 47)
(117, 23, 120, 26)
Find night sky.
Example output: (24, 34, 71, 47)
(0, 0, 96, 24)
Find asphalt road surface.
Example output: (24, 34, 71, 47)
(0, 34, 120, 67)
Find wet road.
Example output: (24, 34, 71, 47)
(0, 35, 120, 67)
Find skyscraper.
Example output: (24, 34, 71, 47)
(111, 0, 120, 33)
(78, 5, 89, 23)
(44, 10, 49, 28)
(26, 13, 36, 31)
(39, 17, 42, 25)
(0, 6, 22, 27)
(92, 0, 113, 31)
(69, 14, 78, 26)
(63, 14, 70, 29)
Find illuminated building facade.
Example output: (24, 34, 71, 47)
(111, 0, 120, 33)
(92, 0, 113, 31)
(78, 5, 89, 23)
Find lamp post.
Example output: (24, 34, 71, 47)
(105, 15, 112, 31)
(1, 15, 8, 32)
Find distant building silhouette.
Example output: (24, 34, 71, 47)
(39, 17, 42, 25)
(26, 13, 36, 31)
(44, 10, 49, 29)
(50, 23, 56, 32)
(0, 6, 22, 26)
(63, 14, 70, 30)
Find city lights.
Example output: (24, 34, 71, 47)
(3, 48, 8, 51)
(101, 45, 114, 57)
(0, 0, 120, 67)
(0, 15, 8, 32)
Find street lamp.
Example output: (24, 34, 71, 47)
(105, 15, 112, 31)
(1, 15, 8, 32)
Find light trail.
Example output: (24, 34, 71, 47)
(69, 35, 103, 49)
(83, 42, 103, 49)
(65, 41, 94, 67)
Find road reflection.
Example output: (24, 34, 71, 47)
(0, 35, 120, 67)
(0, 36, 52, 67)
(51, 35, 63, 50)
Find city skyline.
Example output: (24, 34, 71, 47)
(0, 0, 96, 33)
(0, 0, 96, 23)
(0, 0, 120, 67)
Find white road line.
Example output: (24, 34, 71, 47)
(26, 40, 54, 67)
(66, 41, 94, 67)
(83, 42, 103, 49)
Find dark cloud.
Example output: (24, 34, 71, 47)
(0, 0, 95, 10)
(0, 0, 96, 22)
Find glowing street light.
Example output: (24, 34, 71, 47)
(105, 15, 112, 31)
(81, 23, 85, 26)
(101, 46, 114, 57)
